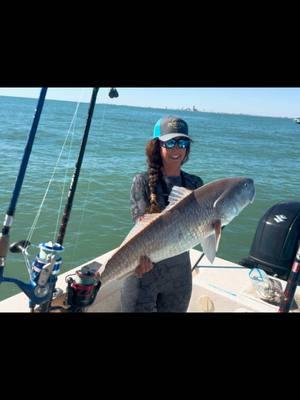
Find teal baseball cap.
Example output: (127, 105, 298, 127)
(153, 116, 190, 142)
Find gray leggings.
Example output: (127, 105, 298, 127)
(120, 253, 192, 312)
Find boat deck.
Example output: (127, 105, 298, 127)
(0, 249, 299, 312)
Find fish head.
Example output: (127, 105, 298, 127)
(212, 177, 255, 226)
(192, 177, 255, 264)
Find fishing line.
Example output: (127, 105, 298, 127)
(25, 96, 84, 248)
(0, 88, 118, 312)
(53, 90, 88, 240)
(69, 101, 108, 262)
(53, 105, 79, 242)
(23, 247, 33, 278)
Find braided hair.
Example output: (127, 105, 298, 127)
(145, 138, 190, 214)
(145, 139, 163, 213)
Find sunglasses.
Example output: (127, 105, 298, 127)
(160, 138, 191, 149)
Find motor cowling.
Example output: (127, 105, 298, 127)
(240, 201, 300, 280)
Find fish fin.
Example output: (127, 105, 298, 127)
(201, 221, 222, 264)
(213, 188, 231, 209)
(120, 213, 160, 246)
(163, 186, 193, 212)
(213, 219, 222, 251)
(201, 234, 217, 264)
(168, 186, 192, 205)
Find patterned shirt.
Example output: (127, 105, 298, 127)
(122, 170, 204, 312)
(130, 170, 204, 221)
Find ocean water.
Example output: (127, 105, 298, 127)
(0, 95, 299, 301)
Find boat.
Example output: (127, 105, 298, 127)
(1, 197, 300, 313)
(0, 247, 299, 312)
(0, 88, 300, 313)
(294, 117, 300, 124)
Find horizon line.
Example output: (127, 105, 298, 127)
(0, 94, 295, 120)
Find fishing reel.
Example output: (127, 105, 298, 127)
(10, 240, 31, 254)
(65, 264, 101, 312)
(29, 241, 64, 309)
(31, 241, 63, 278)
(7, 239, 65, 310)
(8, 239, 101, 312)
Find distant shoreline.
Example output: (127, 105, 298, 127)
(0, 94, 294, 120)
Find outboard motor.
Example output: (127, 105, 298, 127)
(240, 201, 300, 280)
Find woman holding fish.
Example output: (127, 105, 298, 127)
(121, 116, 204, 312)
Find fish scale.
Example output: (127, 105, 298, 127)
(97, 177, 255, 286)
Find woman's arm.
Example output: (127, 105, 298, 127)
(130, 173, 150, 222)
(130, 173, 153, 276)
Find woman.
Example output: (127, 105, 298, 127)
(120, 116, 204, 312)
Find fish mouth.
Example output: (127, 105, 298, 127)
(249, 182, 256, 204)
(243, 178, 256, 204)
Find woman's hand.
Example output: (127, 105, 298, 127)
(134, 255, 153, 277)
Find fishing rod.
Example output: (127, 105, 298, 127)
(278, 242, 300, 313)
(0, 88, 47, 290)
(0, 88, 100, 311)
(33, 87, 100, 312)
(58, 87, 118, 247)
(34, 88, 119, 312)
(0, 88, 120, 312)
(191, 253, 205, 271)
(57, 88, 98, 246)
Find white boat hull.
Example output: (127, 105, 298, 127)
(0, 249, 299, 312)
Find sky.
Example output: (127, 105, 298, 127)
(0, 87, 300, 118)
